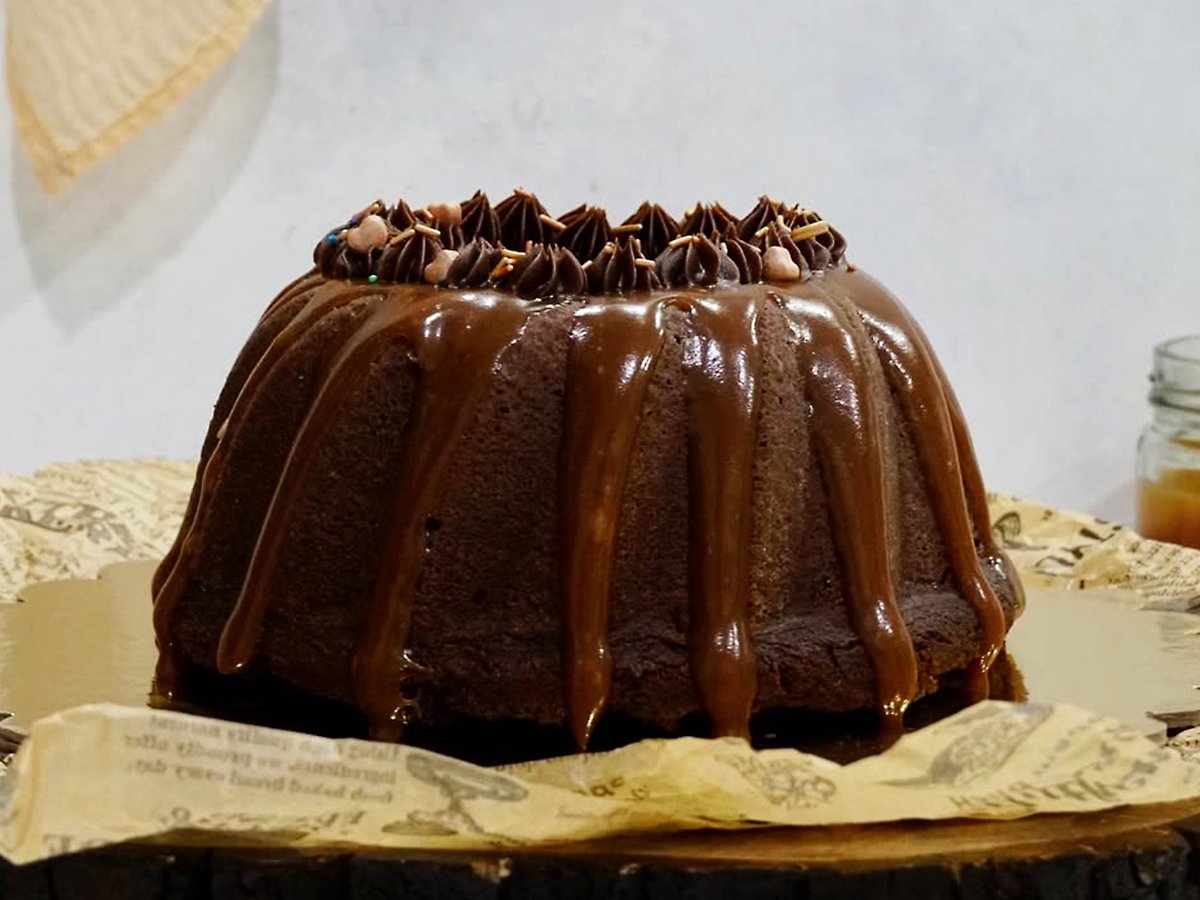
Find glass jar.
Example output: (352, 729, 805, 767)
(1137, 335, 1200, 549)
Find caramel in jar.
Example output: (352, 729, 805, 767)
(1136, 337, 1200, 550)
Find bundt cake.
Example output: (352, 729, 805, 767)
(152, 190, 1024, 752)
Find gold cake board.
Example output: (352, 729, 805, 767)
(2, 564, 1200, 896)
(4, 561, 1199, 740)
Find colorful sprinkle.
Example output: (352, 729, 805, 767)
(367, 274, 379, 284)
(326, 234, 338, 243)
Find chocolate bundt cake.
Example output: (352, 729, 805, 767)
(152, 190, 1023, 751)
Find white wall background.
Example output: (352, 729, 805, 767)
(2, 0, 1198, 523)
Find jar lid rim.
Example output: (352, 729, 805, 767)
(1155, 334, 1200, 364)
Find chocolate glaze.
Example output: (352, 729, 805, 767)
(214, 291, 531, 735)
(826, 270, 1011, 696)
(937, 361, 1026, 619)
(770, 285, 918, 728)
(154, 194, 1016, 748)
(153, 270, 328, 599)
(561, 298, 667, 747)
(679, 293, 762, 738)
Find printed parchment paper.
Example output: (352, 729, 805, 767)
(2, 701, 1197, 865)
(990, 493, 1200, 611)
(0, 459, 193, 603)
(1, 459, 1199, 865)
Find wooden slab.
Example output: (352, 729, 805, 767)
(3, 803, 1200, 898)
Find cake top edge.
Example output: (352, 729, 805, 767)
(314, 190, 847, 296)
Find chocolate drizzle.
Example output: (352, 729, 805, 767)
(831, 272, 1009, 697)
(152, 279, 388, 690)
(562, 298, 667, 745)
(502, 244, 586, 299)
(770, 287, 918, 728)
(156, 194, 1016, 750)
(557, 205, 613, 262)
(585, 240, 662, 293)
(495, 189, 550, 249)
(622, 202, 680, 259)
(679, 293, 762, 737)
(657, 234, 740, 288)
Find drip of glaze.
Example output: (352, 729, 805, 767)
(349, 294, 531, 738)
(769, 287, 918, 730)
(897, 319, 1025, 618)
(152, 280, 383, 690)
(560, 289, 764, 744)
(677, 292, 762, 739)
(560, 298, 667, 749)
(822, 269, 1008, 698)
(215, 289, 530, 740)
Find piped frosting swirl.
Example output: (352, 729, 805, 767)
(657, 234, 740, 288)
(721, 226, 764, 284)
(494, 189, 551, 249)
(459, 190, 501, 246)
(445, 238, 504, 288)
(377, 226, 443, 282)
(585, 239, 662, 293)
(313, 191, 849, 295)
(502, 244, 587, 298)
(558, 205, 613, 262)
(680, 202, 738, 239)
(622, 202, 680, 259)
